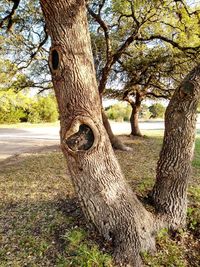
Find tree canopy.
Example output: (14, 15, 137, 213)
(88, 0, 200, 96)
(1, 0, 200, 97)
(0, 0, 51, 92)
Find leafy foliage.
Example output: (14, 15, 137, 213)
(0, 89, 29, 123)
(105, 102, 131, 121)
(89, 0, 200, 111)
(0, 90, 58, 124)
(28, 95, 59, 123)
(105, 102, 165, 121)
(1, 0, 200, 97)
(0, 0, 51, 92)
(139, 104, 151, 120)
(149, 103, 166, 118)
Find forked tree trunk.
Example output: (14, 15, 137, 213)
(40, 1, 155, 266)
(102, 109, 132, 151)
(151, 66, 200, 228)
(40, 0, 200, 266)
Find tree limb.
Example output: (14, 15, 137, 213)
(87, 5, 111, 60)
(0, 0, 21, 31)
(146, 92, 170, 99)
(136, 35, 200, 54)
(31, 25, 49, 59)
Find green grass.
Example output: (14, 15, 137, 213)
(0, 151, 112, 267)
(0, 132, 199, 266)
(193, 137, 200, 168)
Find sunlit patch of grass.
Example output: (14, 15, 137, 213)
(143, 129, 164, 138)
(57, 228, 113, 267)
(192, 137, 200, 169)
(143, 228, 186, 267)
(0, 152, 71, 203)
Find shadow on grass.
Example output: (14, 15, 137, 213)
(0, 197, 109, 266)
(0, 135, 199, 267)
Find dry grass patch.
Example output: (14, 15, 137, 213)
(0, 133, 199, 266)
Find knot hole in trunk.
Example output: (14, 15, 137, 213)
(65, 124, 94, 151)
(180, 81, 195, 98)
(49, 46, 62, 73)
(52, 49, 59, 70)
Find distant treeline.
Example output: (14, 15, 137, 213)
(0, 90, 58, 124)
(105, 103, 166, 122)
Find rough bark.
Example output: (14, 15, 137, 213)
(40, 0, 155, 266)
(39, 0, 200, 265)
(130, 105, 141, 137)
(130, 93, 142, 137)
(102, 109, 132, 151)
(151, 65, 200, 228)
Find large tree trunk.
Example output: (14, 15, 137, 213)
(40, 0, 200, 265)
(151, 66, 200, 228)
(40, 1, 155, 266)
(102, 109, 132, 151)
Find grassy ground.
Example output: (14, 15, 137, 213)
(0, 132, 199, 266)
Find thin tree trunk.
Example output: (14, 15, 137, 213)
(102, 109, 132, 151)
(151, 66, 200, 228)
(130, 103, 142, 136)
(40, 1, 155, 266)
(128, 92, 142, 137)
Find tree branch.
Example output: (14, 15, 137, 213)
(88, 3, 140, 95)
(136, 35, 200, 54)
(146, 92, 170, 99)
(0, 0, 21, 31)
(87, 5, 111, 60)
(31, 25, 49, 58)
(98, 0, 106, 15)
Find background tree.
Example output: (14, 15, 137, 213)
(1, 0, 200, 265)
(88, 0, 200, 137)
(108, 42, 197, 135)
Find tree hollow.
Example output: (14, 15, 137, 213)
(65, 124, 94, 151)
